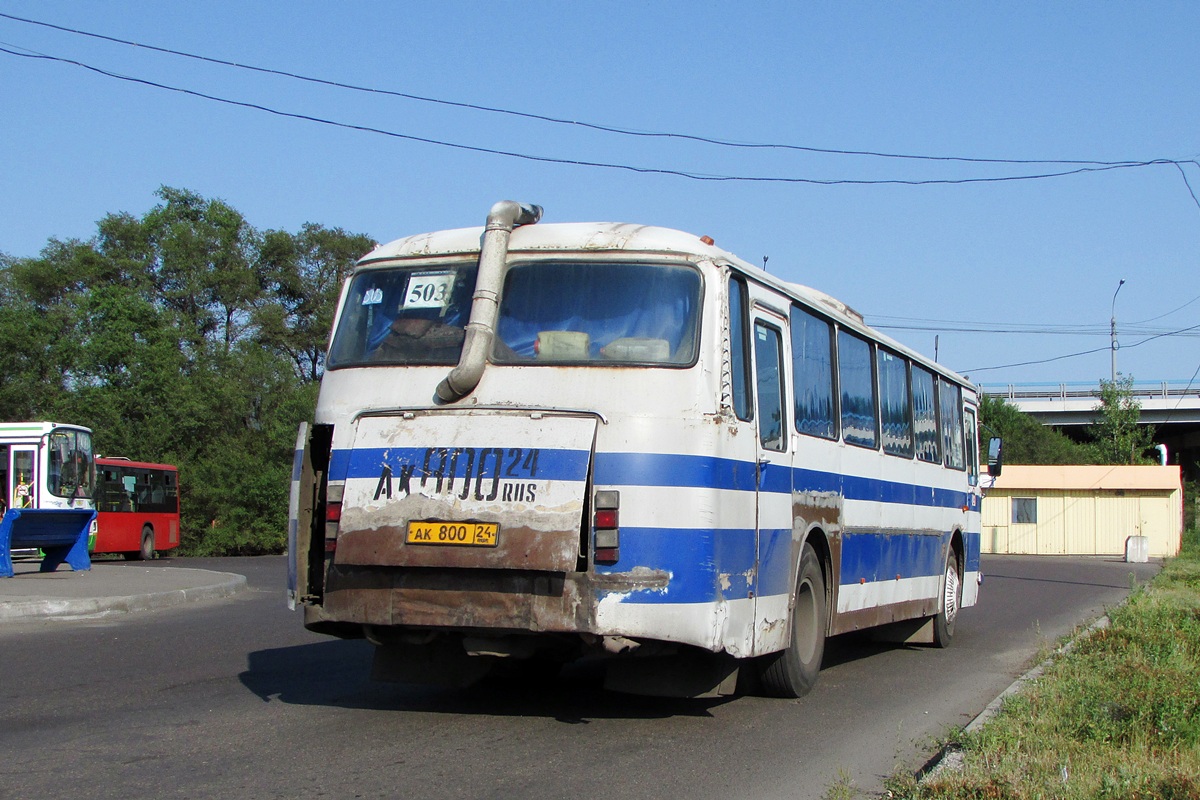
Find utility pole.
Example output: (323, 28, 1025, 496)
(1110, 279, 1125, 381)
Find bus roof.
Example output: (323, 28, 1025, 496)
(96, 457, 179, 472)
(0, 421, 92, 440)
(359, 221, 975, 393)
(360, 222, 737, 264)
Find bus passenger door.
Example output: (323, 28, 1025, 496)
(7, 446, 37, 509)
(750, 314, 794, 653)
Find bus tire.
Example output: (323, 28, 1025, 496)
(757, 543, 826, 698)
(137, 526, 155, 561)
(932, 544, 962, 648)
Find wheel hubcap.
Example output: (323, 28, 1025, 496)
(943, 562, 960, 624)
(795, 579, 818, 661)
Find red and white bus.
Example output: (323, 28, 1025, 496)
(93, 457, 181, 560)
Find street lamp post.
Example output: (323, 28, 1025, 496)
(1110, 279, 1125, 381)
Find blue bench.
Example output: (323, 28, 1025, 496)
(0, 508, 96, 578)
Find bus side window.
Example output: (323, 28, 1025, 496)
(837, 329, 878, 449)
(729, 277, 753, 422)
(878, 348, 914, 457)
(754, 321, 787, 451)
(790, 304, 836, 440)
(965, 407, 980, 486)
(939, 379, 965, 470)
(912, 365, 940, 464)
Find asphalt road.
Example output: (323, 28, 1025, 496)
(0, 554, 1159, 800)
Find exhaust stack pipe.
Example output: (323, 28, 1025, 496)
(436, 200, 542, 403)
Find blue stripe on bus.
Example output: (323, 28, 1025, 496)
(595, 452, 970, 511)
(839, 531, 946, 586)
(964, 530, 981, 572)
(593, 452, 759, 492)
(334, 446, 592, 483)
(593, 526, 760, 603)
(596, 528, 955, 605)
(329, 448, 971, 512)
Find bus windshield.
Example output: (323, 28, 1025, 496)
(494, 262, 701, 365)
(328, 263, 479, 368)
(328, 260, 702, 368)
(47, 428, 95, 500)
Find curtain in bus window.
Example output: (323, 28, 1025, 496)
(837, 330, 877, 448)
(790, 305, 836, 439)
(328, 264, 478, 367)
(912, 366, 940, 463)
(939, 379, 965, 470)
(878, 349, 913, 457)
(494, 262, 700, 365)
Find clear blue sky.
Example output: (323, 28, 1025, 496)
(3, 3, 1198, 388)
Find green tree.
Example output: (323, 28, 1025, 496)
(256, 223, 375, 382)
(979, 394, 1099, 465)
(2, 187, 373, 556)
(142, 186, 262, 355)
(0, 251, 76, 419)
(1091, 375, 1156, 465)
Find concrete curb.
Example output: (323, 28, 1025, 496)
(0, 570, 248, 622)
(920, 614, 1112, 781)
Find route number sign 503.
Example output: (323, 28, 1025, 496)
(405, 272, 455, 309)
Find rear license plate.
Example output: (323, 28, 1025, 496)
(406, 521, 499, 547)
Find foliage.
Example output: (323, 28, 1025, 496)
(1090, 375, 1157, 465)
(978, 394, 1100, 466)
(257, 223, 375, 382)
(0, 186, 373, 555)
(886, 548, 1200, 799)
(1185, 480, 1199, 557)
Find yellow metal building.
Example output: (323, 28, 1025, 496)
(982, 465, 1183, 557)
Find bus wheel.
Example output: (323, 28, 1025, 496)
(932, 546, 962, 648)
(758, 543, 826, 698)
(137, 526, 155, 561)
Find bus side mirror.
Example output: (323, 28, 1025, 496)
(987, 438, 1003, 477)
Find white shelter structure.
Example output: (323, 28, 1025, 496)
(982, 465, 1183, 558)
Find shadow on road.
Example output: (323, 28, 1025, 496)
(239, 640, 732, 721)
(982, 570, 1146, 590)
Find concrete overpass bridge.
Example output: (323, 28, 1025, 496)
(982, 380, 1200, 477)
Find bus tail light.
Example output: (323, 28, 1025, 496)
(593, 490, 620, 564)
(324, 484, 344, 553)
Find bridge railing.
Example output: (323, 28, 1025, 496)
(982, 380, 1199, 401)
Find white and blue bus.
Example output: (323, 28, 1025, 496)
(0, 422, 96, 515)
(289, 201, 994, 698)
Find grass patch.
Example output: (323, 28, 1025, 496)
(887, 546, 1200, 799)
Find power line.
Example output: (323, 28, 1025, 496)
(1131, 290, 1200, 324)
(5, 43, 1193, 187)
(0, 10, 1172, 170)
(958, 345, 1112, 374)
(960, 321, 1200, 374)
(874, 322, 1200, 337)
(1157, 359, 1200, 425)
(873, 294, 1200, 331)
